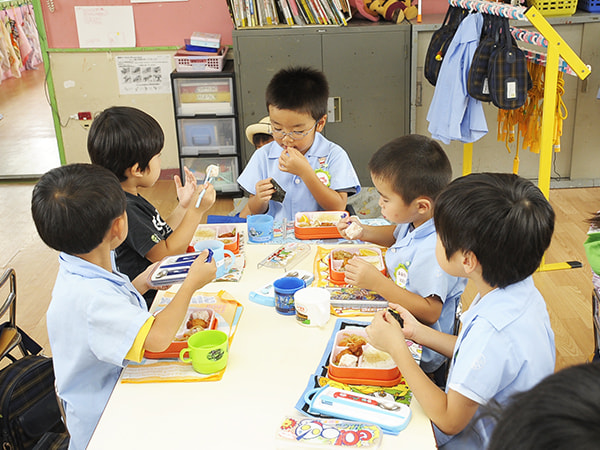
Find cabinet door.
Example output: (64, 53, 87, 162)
(234, 32, 322, 162)
(322, 27, 410, 185)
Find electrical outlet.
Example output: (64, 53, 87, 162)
(77, 112, 92, 121)
(80, 120, 92, 130)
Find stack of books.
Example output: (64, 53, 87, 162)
(225, 0, 351, 28)
(184, 32, 222, 53)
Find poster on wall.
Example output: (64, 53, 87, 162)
(74, 6, 136, 48)
(115, 55, 173, 95)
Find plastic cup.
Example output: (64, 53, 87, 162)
(179, 330, 229, 374)
(294, 287, 331, 327)
(273, 276, 306, 315)
(193, 240, 235, 278)
(247, 214, 274, 243)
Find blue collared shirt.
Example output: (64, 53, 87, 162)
(386, 219, 467, 372)
(237, 133, 361, 222)
(47, 252, 150, 450)
(435, 276, 555, 449)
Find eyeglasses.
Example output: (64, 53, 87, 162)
(271, 120, 319, 141)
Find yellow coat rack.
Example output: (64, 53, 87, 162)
(448, 0, 591, 271)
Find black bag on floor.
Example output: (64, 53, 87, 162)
(0, 356, 66, 450)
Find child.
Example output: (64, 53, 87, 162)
(31, 164, 216, 450)
(237, 66, 361, 222)
(366, 172, 556, 449)
(337, 135, 467, 377)
(245, 115, 274, 149)
(488, 362, 600, 450)
(88, 106, 215, 308)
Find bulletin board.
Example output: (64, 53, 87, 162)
(40, 0, 235, 49)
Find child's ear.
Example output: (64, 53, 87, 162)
(109, 213, 128, 245)
(126, 163, 145, 178)
(462, 250, 479, 275)
(316, 115, 327, 132)
(415, 197, 433, 214)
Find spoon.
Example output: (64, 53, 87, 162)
(195, 164, 219, 208)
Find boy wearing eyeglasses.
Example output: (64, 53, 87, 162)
(237, 66, 361, 222)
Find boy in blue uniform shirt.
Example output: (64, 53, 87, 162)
(237, 66, 361, 222)
(366, 172, 556, 449)
(88, 106, 215, 309)
(31, 164, 216, 450)
(337, 135, 467, 377)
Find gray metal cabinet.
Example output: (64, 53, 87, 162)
(233, 21, 411, 186)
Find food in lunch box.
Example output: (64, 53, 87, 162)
(337, 353, 359, 368)
(195, 228, 216, 239)
(218, 231, 236, 238)
(333, 333, 367, 365)
(345, 222, 363, 239)
(361, 346, 396, 369)
(296, 213, 338, 228)
(174, 310, 212, 340)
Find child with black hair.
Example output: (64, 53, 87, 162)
(31, 164, 216, 450)
(237, 66, 360, 222)
(88, 106, 216, 308)
(366, 172, 556, 449)
(487, 362, 600, 450)
(337, 135, 466, 377)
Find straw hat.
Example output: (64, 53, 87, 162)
(245, 116, 272, 144)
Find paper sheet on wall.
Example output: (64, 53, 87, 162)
(75, 6, 136, 48)
(115, 55, 173, 95)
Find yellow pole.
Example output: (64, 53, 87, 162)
(462, 142, 473, 176)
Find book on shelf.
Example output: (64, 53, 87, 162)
(226, 0, 351, 27)
(190, 32, 221, 48)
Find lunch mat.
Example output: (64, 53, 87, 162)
(294, 319, 421, 416)
(121, 290, 243, 383)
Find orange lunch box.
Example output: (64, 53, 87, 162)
(144, 307, 218, 359)
(193, 224, 239, 254)
(294, 211, 346, 240)
(328, 247, 386, 286)
(328, 327, 402, 387)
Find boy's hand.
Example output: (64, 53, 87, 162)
(255, 178, 275, 202)
(194, 184, 216, 213)
(337, 216, 363, 240)
(133, 262, 170, 295)
(386, 304, 420, 342)
(366, 309, 407, 354)
(184, 250, 217, 289)
(278, 147, 311, 177)
(344, 257, 384, 290)
(174, 166, 199, 209)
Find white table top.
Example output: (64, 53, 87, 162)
(87, 232, 436, 449)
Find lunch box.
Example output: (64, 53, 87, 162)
(328, 247, 386, 286)
(193, 224, 239, 253)
(294, 211, 346, 240)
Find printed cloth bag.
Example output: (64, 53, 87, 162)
(487, 17, 531, 109)
(467, 14, 499, 102)
(424, 6, 469, 86)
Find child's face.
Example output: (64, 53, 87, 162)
(372, 175, 420, 225)
(139, 153, 162, 188)
(268, 106, 325, 155)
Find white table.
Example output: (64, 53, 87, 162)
(87, 233, 436, 449)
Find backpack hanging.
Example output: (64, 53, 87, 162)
(424, 6, 469, 86)
(487, 17, 531, 110)
(467, 14, 499, 102)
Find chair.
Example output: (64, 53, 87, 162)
(0, 268, 42, 363)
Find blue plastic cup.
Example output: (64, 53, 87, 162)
(247, 214, 274, 243)
(273, 276, 306, 315)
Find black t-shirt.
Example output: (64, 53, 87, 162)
(116, 193, 173, 308)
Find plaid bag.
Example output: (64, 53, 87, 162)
(488, 17, 531, 109)
(424, 6, 469, 86)
(467, 14, 499, 102)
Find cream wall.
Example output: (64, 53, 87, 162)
(49, 51, 179, 169)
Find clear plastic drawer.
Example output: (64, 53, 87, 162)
(178, 118, 237, 156)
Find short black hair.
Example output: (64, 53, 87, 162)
(87, 106, 164, 181)
(368, 134, 452, 204)
(434, 173, 555, 288)
(253, 133, 274, 148)
(265, 66, 328, 121)
(488, 362, 600, 450)
(31, 164, 127, 255)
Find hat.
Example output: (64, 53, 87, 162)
(245, 116, 272, 144)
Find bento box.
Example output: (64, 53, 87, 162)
(144, 307, 218, 359)
(294, 211, 346, 240)
(328, 247, 386, 285)
(328, 327, 402, 386)
(192, 224, 239, 254)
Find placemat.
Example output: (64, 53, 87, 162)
(294, 319, 421, 416)
(121, 290, 243, 383)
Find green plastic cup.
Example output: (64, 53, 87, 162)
(179, 330, 229, 374)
